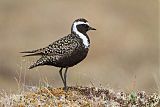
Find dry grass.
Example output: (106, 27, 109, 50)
(0, 70, 160, 107)
(1, 65, 159, 107)
(0, 84, 159, 107)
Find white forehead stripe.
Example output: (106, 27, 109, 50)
(74, 21, 89, 26)
(73, 21, 90, 48)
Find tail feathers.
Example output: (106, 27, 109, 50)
(20, 51, 33, 53)
(22, 53, 42, 57)
(20, 50, 38, 53)
(29, 57, 48, 69)
(29, 63, 38, 69)
(20, 49, 43, 57)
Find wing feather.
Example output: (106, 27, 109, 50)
(21, 34, 79, 57)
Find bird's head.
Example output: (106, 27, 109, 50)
(71, 18, 96, 34)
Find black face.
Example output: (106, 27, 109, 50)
(77, 24, 90, 34)
(71, 18, 96, 34)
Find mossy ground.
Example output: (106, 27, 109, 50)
(0, 85, 160, 107)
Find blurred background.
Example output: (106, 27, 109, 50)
(0, 0, 159, 93)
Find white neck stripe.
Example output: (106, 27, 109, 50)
(72, 21, 90, 48)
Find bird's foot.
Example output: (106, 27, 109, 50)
(63, 86, 68, 92)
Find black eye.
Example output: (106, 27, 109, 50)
(83, 24, 89, 28)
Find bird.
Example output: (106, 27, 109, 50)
(21, 18, 96, 90)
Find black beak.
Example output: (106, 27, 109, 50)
(88, 26, 96, 30)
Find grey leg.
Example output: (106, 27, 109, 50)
(59, 68, 65, 87)
(64, 67, 68, 91)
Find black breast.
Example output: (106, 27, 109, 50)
(63, 46, 89, 67)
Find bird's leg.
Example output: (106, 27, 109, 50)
(59, 68, 65, 88)
(63, 67, 68, 91)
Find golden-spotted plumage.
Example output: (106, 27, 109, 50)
(26, 33, 88, 69)
(21, 18, 96, 90)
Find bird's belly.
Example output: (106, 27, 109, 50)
(54, 48, 88, 67)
